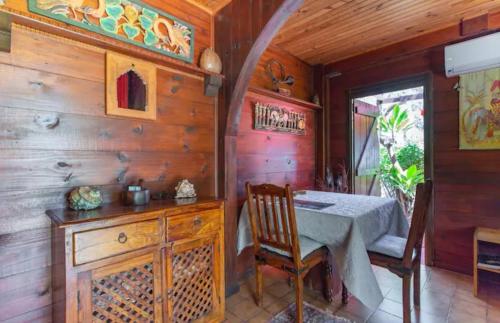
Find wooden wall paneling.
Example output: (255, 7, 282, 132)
(215, 0, 308, 294)
(0, 10, 217, 321)
(313, 64, 327, 180)
(324, 20, 500, 277)
(0, 0, 212, 68)
(0, 107, 214, 153)
(234, 90, 317, 279)
(250, 45, 314, 101)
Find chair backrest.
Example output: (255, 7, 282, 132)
(402, 179, 433, 267)
(245, 183, 302, 267)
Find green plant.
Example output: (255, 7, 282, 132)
(397, 143, 424, 171)
(378, 104, 424, 216)
(378, 104, 414, 141)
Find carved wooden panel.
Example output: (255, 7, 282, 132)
(92, 262, 155, 322)
(171, 243, 214, 322)
(254, 102, 306, 135)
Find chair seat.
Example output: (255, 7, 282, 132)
(262, 235, 325, 259)
(368, 234, 408, 259)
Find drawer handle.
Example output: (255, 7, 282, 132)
(117, 232, 128, 244)
(193, 217, 202, 227)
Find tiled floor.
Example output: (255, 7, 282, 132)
(224, 265, 500, 323)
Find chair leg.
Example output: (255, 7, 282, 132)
(342, 283, 349, 305)
(414, 264, 421, 308)
(323, 261, 334, 303)
(294, 275, 304, 323)
(402, 274, 411, 323)
(255, 263, 263, 306)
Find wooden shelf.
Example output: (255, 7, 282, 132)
(477, 263, 500, 274)
(474, 227, 500, 296)
(248, 86, 322, 110)
(1, 7, 224, 80)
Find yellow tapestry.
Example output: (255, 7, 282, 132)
(460, 68, 500, 149)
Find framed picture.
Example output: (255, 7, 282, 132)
(28, 0, 194, 63)
(106, 51, 156, 120)
(460, 68, 500, 149)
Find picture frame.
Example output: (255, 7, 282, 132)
(106, 51, 157, 120)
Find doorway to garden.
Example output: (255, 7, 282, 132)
(348, 75, 433, 264)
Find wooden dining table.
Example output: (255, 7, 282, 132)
(237, 190, 409, 309)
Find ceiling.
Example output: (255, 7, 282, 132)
(272, 0, 500, 65)
(184, 0, 232, 14)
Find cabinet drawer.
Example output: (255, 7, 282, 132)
(73, 220, 160, 265)
(166, 210, 221, 242)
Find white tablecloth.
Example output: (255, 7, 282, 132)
(237, 190, 409, 309)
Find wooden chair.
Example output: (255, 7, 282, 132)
(245, 183, 333, 323)
(343, 180, 433, 323)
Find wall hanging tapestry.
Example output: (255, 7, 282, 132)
(254, 102, 306, 135)
(460, 67, 500, 149)
(28, 0, 194, 63)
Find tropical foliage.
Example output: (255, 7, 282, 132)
(378, 104, 424, 216)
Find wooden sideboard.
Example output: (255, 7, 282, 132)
(46, 198, 224, 323)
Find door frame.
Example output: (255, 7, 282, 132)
(347, 73, 435, 266)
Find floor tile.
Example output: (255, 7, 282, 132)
(449, 298, 487, 318)
(448, 309, 486, 323)
(453, 288, 488, 307)
(225, 265, 499, 323)
(418, 289, 452, 316)
(378, 298, 407, 318)
(267, 281, 294, 299)
(227, 298, 263, 321)
(247, 310, 273, 323)
(224, 311, 242, 323)
(367, 310, 402, 323)
(487, 305, 500, 323)
(410, 309, 447, 323)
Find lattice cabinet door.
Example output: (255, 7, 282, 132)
(165, 233, 224, 323)
(77, 252, 163, 323)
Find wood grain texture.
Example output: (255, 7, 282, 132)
(1, 0, 212, 67)
(325, 22, 500, 277)
(273, 0, 500, 65)
(215, 0, 288, 294)
(235, 91, 316, 278)
(0, 24, 216, 321)
(250, 45, 313, 102)
(48, 200, 224, 322)
(215, 0, 310, 295)
(185, 0, 233, 14)
(73, 220, 161, 265)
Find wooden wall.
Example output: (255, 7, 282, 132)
(1, 0, 213, 65)
(234, 46, 316, 278)
(250, 45, 314, 102)
(325, 24, 500, 276)
(236, 91, 317, 203)
(0, 22, 216, 323)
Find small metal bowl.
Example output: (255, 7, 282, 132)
(124, 189, 150, 206)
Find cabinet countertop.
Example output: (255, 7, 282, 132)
(46, 197, 224, 228)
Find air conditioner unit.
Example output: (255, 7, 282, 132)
(445, 32, 500, 77)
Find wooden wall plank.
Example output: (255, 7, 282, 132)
(250, 45, 313, 101)
(0, 150, 214, 191)
(0, 107, 214, 153)
(0, 12, 216, 321)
